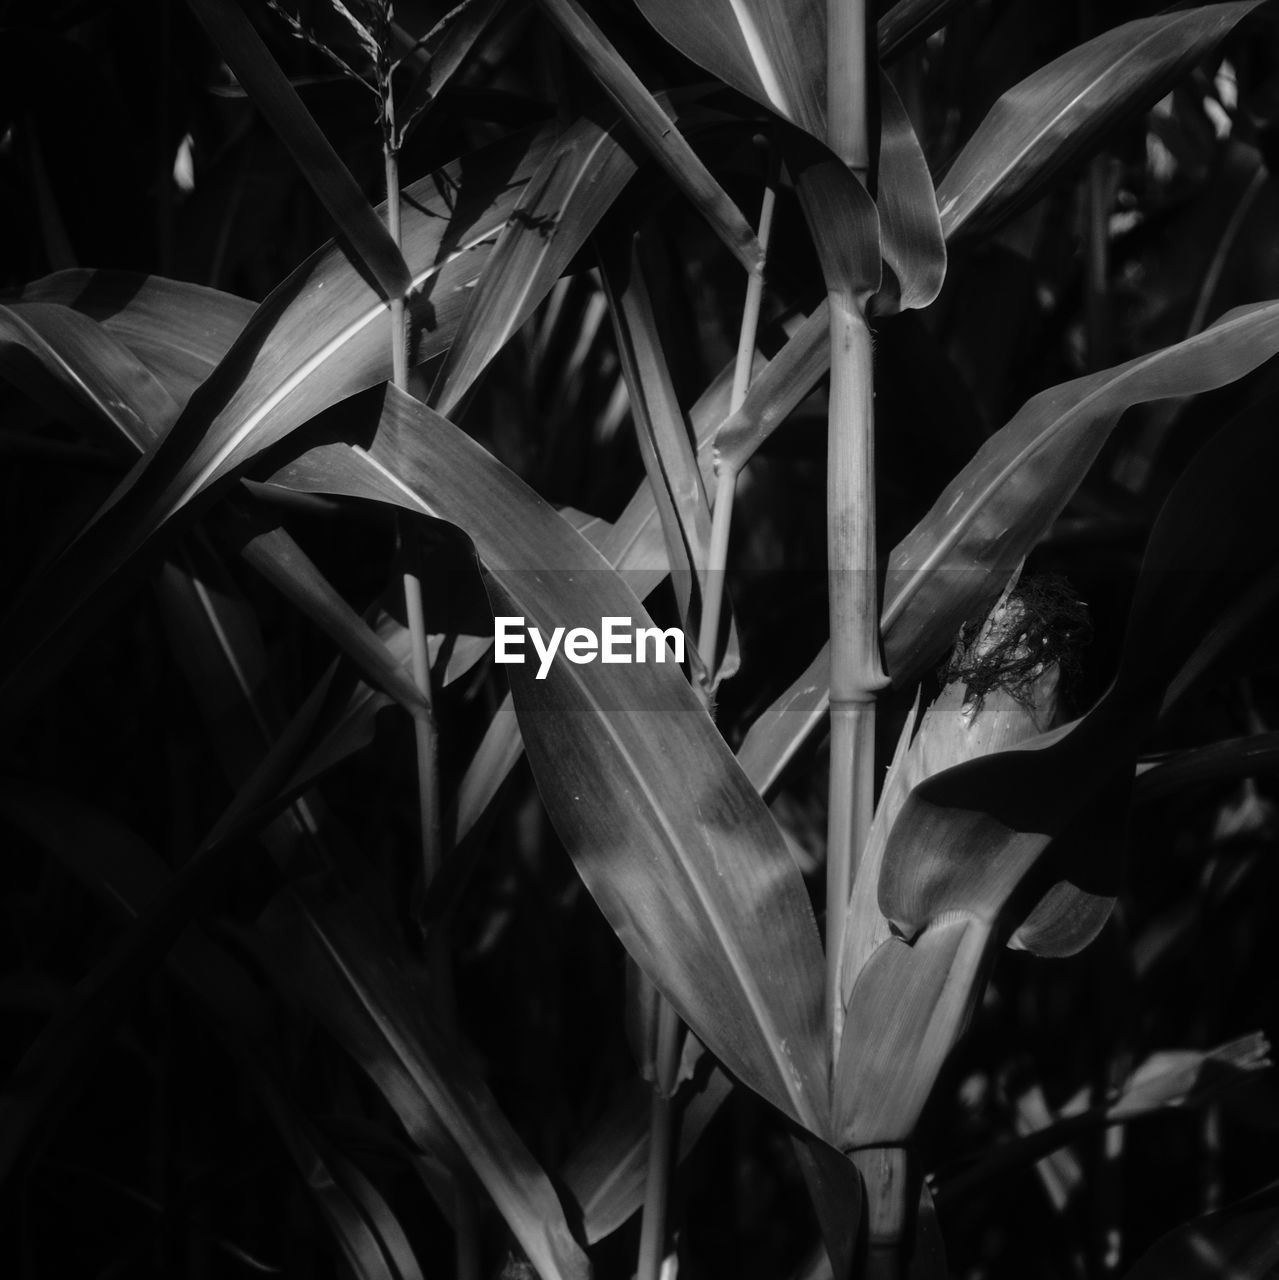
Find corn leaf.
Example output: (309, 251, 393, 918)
(833, 918, 988, 1147)
(876, 72, 946, 313)
(734, 642, 831, 797)
(261, 384, 831, 1135)
(633, 0, 971, 125)
(829, 398, 1279, 1148)
(628, 3, 941, 307)
(880, 391, 1279, 939)
(878, 0, 970, 62)
(0, 784, 428, 1280)
(265, 882, 592, 1280)
(18, 269, 253, 407)
(937, 2, 1268, 242)
(597, 233, 723, 671)
(185, 0, 410, 301)
(939, 1035, 1271, 1205)
(713, 303, 831, 473)
(1122, 1180, 1279, 1279)
(432, 108, 640, 416)
(0, 295, 427, 718)
(0, 301, 180, 451)
(1137, 731, 1279, 801)
(0, 125, 554, 716)
(631, 0, 826, 136)
(563, 1068, 734, 1243)
(395, 0, 507, 142)
(538, 0, 764, 273)
(791, 1135, 865, 1280)
(883, 299, 1279, 688)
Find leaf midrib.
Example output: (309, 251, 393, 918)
(940, 7, 1243, 227)
(346, 435, 824, 1133)
(881, 303, 1279, 628)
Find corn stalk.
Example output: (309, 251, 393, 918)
(378, 17, 472, 1278)
(824, 1, 899, 1275)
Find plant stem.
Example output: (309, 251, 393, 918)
(824, 291, 882, 1049)
(384, 83, 468, 1276)
(636, 996, 683, 1280)
(384, 144, 444, 929)
(636, 162, 777, 1280)
(825, 0, 902, 1272)
(699, 155, 777, 681)
(852, 1147, 912, 1280)
(823, 0, 885, 1045)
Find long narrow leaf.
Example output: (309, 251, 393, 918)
(936, 2, 1268, 241)
(598, 233, 716, 655)
(883, 299, 1279, 687)
(432, 109, 640, 416)
(264, 384, 831, 1134)
(19, 270, 253, 407)
(186, 0, 410, 300)
(537, 0, 765, 273)
(0, 126, 557, 715)
(266, 883, 591, 1280)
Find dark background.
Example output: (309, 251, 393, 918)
(3, 0, 1279, 1276)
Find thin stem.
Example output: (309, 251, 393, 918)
(384, 81, 469, 1274)
(636, 997, 683, 1280)
(637, 166, 775, 1272)
(1085, 157, 1110, 370)
(385, 141, 443, 910)
(698, 467, 738, 672)
(699, 157, 778, 681)
(384, 145, 409, 392)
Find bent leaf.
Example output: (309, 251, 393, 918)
(937, 2, 1268, 241)
(881, 390, 1279, 938)
(0, 301, 180, 451)
(876, 73, 946, 313)
(883, 299, 1279, 688)
(1123, 1180, 1279, 1279)
(539, 0, 764, 272)
(186, 0, 410, 300)
(266, 883, 591, 1280)
(433, 107, 639, 416)
(263, 384, 831, 1135)
(18, 270, 253, 407)
(0, 125, 556, 715)
(563, 1067, 734, 1242)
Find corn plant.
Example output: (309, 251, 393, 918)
(4, 0, 1279, 1277)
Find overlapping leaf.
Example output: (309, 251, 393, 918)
(266, 883, 591, 1280)
(18, 270, 252, 406)
(828, 390, 1279, 1149)
(539, 0, 764, 272)
(0, 294, 427, 717)
(0, 125, 554, 713)
(0, 785, 427, 1280)
(186, 0, 410, 300)
(562, 1068, 733, 1242)
(597, 234, 724, 675)
(432, 108, 640, 415)
(262, 384, 831, 1135)
(883, 299, 1279, 688)
(0, 301, 180, 451)
(879, 388, 1279, 941)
